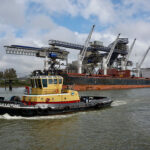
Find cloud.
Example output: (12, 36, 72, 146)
(123, 0, 150, 13)
(29, 0, 78, 16)
(112, 21, 150, 43)
(0, 0, 26, 26)
(0, 34, 44, 76)
(0, 14, 81, 76)
(0, 0, 150, 77)
(78, 0, 116, 24)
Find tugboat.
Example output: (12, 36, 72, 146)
(0, 70, 112, 117)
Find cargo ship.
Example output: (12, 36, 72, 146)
(48, 27, 150, 91)
(4, 25, 150, 91)
(61, 71, 150, 91)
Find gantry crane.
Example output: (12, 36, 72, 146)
(49, 36, 128, 67)
(4, 44, 69, 74)
(4, 26, 130, 75)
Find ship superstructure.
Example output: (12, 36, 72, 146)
(23, 72, 80, 105)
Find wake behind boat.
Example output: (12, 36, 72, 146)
(0, 70, 112, 117)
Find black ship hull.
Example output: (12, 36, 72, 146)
(62, 73, 150, 91)
(0, 96, 112, 117)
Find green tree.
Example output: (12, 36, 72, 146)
(3, 68, 17, 79)
(0, 71, 3, 79)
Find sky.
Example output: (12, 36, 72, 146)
(0, 0, 150, 76)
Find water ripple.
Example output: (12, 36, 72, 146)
(111, 100, 127, 107)
(0, 113, 76, 120)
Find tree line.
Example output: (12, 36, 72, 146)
(0, 68, 17, 79)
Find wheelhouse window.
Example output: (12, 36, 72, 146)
(49, 79, 53, 84)
(59, 79, 62, 84)
(54, 79, 57, 84)
(38, 79, 42, 88)
(42, 79, 48, 87)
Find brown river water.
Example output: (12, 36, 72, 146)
(0, 87, 150, 150)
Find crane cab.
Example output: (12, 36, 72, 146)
(30, 75, 63, 95)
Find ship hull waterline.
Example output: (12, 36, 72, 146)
(63, 84, 150, 91)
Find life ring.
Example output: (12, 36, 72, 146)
(46, 98, 50, 103)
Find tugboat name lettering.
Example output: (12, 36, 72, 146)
(0, 103, 19, 108)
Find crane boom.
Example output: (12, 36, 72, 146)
(80, 25, 95, 62)
(106, 33, 121, 65)
(49, 39, 128, 55)
(138, 46, 150, 68)
(78, 25, 95, 73)
(4, 45, 41, 56)
(102, 33, 120, 75)
(4, 45, 69, 59)
(136, 46, 150, 77)
(124, 38, 136, 66)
